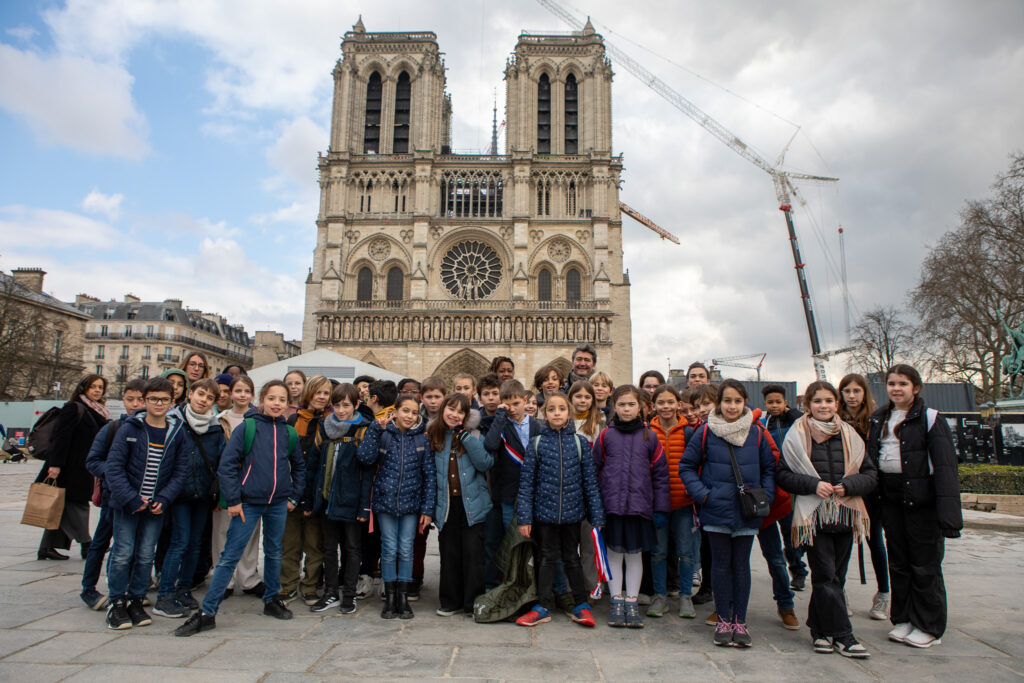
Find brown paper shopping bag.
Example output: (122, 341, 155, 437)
(21, 478, 65, 530)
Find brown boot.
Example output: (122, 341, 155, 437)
(778, 608, 800, 630)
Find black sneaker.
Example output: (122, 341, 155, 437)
(264, 597, 294, 620)
(174, 610, 216, 637)
(242, 581, 266, 596)
(692, 587, 714, 605)
(81, 588, 108, 611)
(276, 589, 298, 604)
(153, 597, 187, 618)
(339, 593, 357, 615)
(127, 597, 152, 626)
(106, 598, 132, 630)
(790, 574, 806, 592)
(834, 635, 870, 658)
(406, 581, 421, 602)
(311, 593, 339, 612)
(302, 591, 320, 606)
(222, 587, 234, 600)
(176, 590, 199, 610)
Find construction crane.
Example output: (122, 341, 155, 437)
(537, 0, 839, 381)
(711, 353, 767, 381)
(618, 202, 680, 244)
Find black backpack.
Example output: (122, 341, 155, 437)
(27, 403, 83, 461)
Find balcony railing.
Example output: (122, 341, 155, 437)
(157, 354, 180, 363)
(324, 299, 609, 313)
(85, 331, 251, 364)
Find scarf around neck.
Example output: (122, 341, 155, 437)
(782, 415, 870, 546)
(707, 408, 753, 446)
(185, 404, 215, 434)
(79, 395, 110, 421)
(613, 416, 644, 434)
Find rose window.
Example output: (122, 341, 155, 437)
(440, 240, 501, 300)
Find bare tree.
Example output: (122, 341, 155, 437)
(911, 152, 1024, 401)
(849, 306, 918, 377)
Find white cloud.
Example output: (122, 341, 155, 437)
(0, 205, 120, 249)
(266, 116, 327, 190)
(0, 44, 148, 159)
(80, 189, 124, 220)
(5, 26, 37, 42)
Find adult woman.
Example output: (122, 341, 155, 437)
(180, 352, 211, 384)
(36, 374, 110, 560)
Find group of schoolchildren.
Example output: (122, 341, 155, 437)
(76, 345, 962, 659)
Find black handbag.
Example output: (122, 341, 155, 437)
(727, 443, 770, 520)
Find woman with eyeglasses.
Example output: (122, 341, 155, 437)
(35, 373, 110, 561)
(180, 352, 211, 384)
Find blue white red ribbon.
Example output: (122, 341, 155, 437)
(591, 526, 612, 598)
(503, 437, 524, 467)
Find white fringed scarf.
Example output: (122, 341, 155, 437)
(781, 415, 870, 547)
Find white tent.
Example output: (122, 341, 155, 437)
(246, 349, 405, 395)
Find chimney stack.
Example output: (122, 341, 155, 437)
(124, 293, 141, 303)
(10, 267, 46, 293)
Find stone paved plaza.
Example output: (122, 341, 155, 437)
(0, 466, 1022, 681)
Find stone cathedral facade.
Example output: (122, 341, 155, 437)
(303, 19, 633, 384)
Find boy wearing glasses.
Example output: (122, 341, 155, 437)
(103, 377, 189, 630)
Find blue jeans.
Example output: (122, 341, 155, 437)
(158, 500, 210, 598)
(652, 506, 700, 596)
(201, 501, 287, 615)
(778, 511, 808, 578)
(377, 512, 417, 583)
(757, 522, 796, 610)
(107, 509, 165, 599)
(82, 502, 114, 594)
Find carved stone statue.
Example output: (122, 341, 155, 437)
(998, 309, 1024, 398)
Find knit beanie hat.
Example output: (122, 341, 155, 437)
(214, 373, 234, 387)
(161, 367, 190, 392)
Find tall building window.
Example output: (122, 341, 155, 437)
(141, 366, 150, 379)
(357, 267, 373, 301)
(96, 365, 103, 376)
(96, 345, 105, 359)
(538, 269, 552, 301)
(566, 268, 582, 302)
(99, 324, 108, 336)
(537, 73, 551, 153)
(143, 346, 151, 359)
(363, 71, 383, 153)
(565, 73, 578, 154)
(121, 345, 129, 359)
(393, 71, 411, 154)
(386, 267, 404, 301)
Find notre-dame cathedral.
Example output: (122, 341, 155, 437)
(302, 18, 633, 384)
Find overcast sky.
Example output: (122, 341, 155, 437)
(1, 0, 1022, 387)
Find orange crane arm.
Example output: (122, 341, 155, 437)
(618, 202, 680, 244)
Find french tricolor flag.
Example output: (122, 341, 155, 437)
(503, 437, 524, 467)
(591, 526, 612, 597)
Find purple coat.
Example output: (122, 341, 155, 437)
(592, 424, 670, 519)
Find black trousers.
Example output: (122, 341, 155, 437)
(882, 499, 947, 637)
(322, 519, 362, 596)
(699, 529, 713, 593)
(805, 530, 854, 638)
(360, 523, 380, 577)
(438, 497, 486, 611)
(533, 522, 588, 610)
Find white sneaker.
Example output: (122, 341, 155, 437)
(905, 628, 941, 648)
(693, 570, 701, 588)
(870, 592, 889, 620)
(888, 622, 914, 642)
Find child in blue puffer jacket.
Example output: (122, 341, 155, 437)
(516, 392, 605, 629)
(311, 383, 372, 615)
(357, 394, 435, 620)
(175, 380, 304, 637)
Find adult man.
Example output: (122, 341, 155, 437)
(561, 344, 597, 392)
(686, 362, 710, 386)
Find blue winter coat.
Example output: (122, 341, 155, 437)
(592, 424, 670, 519)
(85, 415, 129, 506)
(434, 422, 494, 531)
(678, 420, 776, 532)
(218, 409, 305, 507)
(314, 414, 374, 522)
(516, 422, 605, 527)
(357, 418, 435, 517)
(105, 411, 189, 514)
(172, 408, 225, 503)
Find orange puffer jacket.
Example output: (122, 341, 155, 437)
(650, 414, 693, 509)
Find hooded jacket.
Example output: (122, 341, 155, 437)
(288, 408, 326, 511)
(172, 405, 225, 503)
(483, 407, 542, 504)
(649, 414, 693, 509)
(760, 405, 803, 448)
(433, 411, 494, 530)
(592, 422, 671, 519)
(218, 409, 305, 507)
(679, 421, 776, 532)
(516, 421, 605, 527)
(357, 417, 435, 517)
(866, 398, 962, 536)
(314, 413, 373, 522)
(104, 410, 188, 514)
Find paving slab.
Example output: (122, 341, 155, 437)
(61, 663, 263, 682)
(5, 631, 120, 663)
(75, 633, 227, 667)
(0, 628, 57, 658)
(595, 649, 723, 680)
(449, 644, 600, 680)
(0, 569, 58, 586)
(0, 662, 88, 681)
(311, 643, 453, 677)
(189, 637, 335, 673)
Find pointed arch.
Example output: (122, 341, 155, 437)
(564, 72, 578, 154)
(364, 71, 383, 153)
(432, 348, 491, 388)
(537, 72, 551, 154)
(393, 70, 411, 154)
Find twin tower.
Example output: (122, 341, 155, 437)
(303, 19, 633, 384)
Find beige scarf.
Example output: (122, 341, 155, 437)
(781, 415, 870, 546)
(707, 408, 754, 446)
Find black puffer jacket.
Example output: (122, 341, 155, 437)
(866, 398, 962, 537)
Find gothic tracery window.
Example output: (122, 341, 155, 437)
(440, 241, 501, 300)
(364, 71, 382, 154)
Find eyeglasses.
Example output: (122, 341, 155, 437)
(187, 361, 205, 369)
(146, 397, 172, 405)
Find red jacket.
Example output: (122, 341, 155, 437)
(751, 408, 792, 529)
(650, 414, 693, 509)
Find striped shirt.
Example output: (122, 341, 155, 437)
(139, 424, 167, 500)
